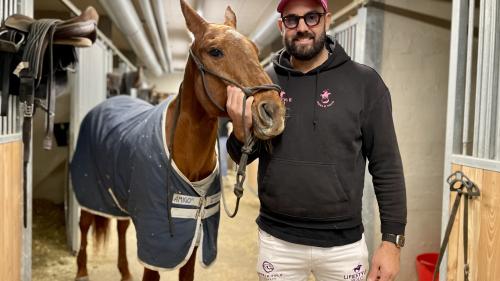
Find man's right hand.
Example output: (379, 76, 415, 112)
(226, 85, 253, 142)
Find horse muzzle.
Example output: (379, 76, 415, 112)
(252, 100, 285, 140)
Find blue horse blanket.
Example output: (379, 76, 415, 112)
(70, 95, 221, 270)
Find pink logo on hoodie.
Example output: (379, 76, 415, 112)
(280, 91, 293, 104)
(317, 89, 335, 108)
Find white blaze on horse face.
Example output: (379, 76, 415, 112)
(227, 29, 258, 58)
(227, 29, 244, 40)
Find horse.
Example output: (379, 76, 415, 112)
(70, 1, 286, 281)
(107, 66, 170, 104)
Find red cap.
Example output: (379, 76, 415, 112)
(277, 0, 328, 14)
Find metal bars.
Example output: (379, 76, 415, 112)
(462, 0, 476, 155)
(497, 40, 500, 160)
(0, 0, 21, 140)
(448, 0, 500, 167)
(329, 16, 359, 61)
(0, 96, 20, 139)
(472, 0, 500, 160)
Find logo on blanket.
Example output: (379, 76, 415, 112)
(263, 261, 275, 273)
(343, 264, 367, 281)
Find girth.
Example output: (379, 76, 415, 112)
(19, 19, 64, 150)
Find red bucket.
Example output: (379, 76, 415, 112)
(416, 253, 439, 281)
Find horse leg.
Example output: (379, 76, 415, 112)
(117, 219, 132, 281)
(75, 209, 93, 281)
(142, 268, 160, 281)
(140, 245, 198, 281)
(179, 247, 197, 281)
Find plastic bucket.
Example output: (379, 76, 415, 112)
(416, 253, 439, 281)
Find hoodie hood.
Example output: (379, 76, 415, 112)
(271, 35, 351, 76)
(270, 35, 351, 129)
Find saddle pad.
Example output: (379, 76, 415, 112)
(70, 95, 221, 269)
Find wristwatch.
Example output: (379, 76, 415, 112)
(382, 233, 405, 248)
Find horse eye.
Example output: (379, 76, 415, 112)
(208, 48, 224, 58)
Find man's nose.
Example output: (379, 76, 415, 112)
(296, 18, 309, 32)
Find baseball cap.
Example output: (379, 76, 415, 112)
(277, 0, 328, 14)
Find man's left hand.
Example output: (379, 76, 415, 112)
(367, 241, 401, 281)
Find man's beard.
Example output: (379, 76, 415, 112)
(284, 30, 326, 61)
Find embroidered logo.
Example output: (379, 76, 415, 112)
(343, 264, 367, 281)
(279, 91, 293, 104)
(263, 261, 275, 273)
(317, 89, 335, 108)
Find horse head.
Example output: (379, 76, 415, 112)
(180, 0, 286, 140)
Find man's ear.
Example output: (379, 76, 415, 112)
(277, 19, 284, 34)
(325, 12, 333, 29)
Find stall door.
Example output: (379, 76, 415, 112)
(0, 1, 23, 280)
(443, 0, 500, 280)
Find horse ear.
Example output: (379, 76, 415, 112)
(180, 0, 208, 38)
(224, 6, 237, 29)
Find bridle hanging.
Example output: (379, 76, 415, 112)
(432, 171, 480, 281)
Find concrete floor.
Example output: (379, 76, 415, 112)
(33, 177, 268, 281)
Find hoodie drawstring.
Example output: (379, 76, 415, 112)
(312, 70, 320, 129)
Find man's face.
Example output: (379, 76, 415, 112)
(279, 0, 331, 60)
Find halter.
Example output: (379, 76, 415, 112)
(179, 48, 281, 217)
(188, 48, 281, 111)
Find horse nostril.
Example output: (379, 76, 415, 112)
(259, 102, 275, 122)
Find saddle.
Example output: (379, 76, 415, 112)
(3, 6, 98, 48)
(0, 6, 98, 143)
(0, 6, 98, 227)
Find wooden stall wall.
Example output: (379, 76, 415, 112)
(447, 164, 500, 281)
(0, 141, 23, 281)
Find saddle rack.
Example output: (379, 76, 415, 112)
(0, 6, 99, 227)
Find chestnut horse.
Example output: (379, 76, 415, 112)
(72, 1, 286, 281)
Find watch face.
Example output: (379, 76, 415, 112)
(396, 235, 405, 247)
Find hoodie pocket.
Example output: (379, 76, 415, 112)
(260, 157, 352, 220)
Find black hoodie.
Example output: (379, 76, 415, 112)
(227, 36, 407, 247)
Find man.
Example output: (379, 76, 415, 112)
(226, 0, 407, 280)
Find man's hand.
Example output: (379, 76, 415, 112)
(367, 241, 401, 281)
(226, 85, 253, 142)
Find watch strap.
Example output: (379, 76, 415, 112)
(382, 233, 405, 248)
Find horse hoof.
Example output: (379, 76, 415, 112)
(121, 277, 133, 281)
(75, 276, 90, 281)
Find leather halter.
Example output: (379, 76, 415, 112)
(188, 48, 282, 112)
(172, 49, 282, 218)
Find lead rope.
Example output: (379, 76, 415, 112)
(222, 91, 256, 217)
(219, 114, 256, 218)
